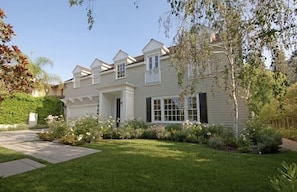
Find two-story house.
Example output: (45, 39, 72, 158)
(63, 39, 248, 128)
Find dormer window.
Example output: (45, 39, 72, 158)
(148, 54, 159, 69)
(116, 62, 126, 79)
(73, 73, 80, 88)
(188, 62, 195, 78)
(92, 69, 100, 84)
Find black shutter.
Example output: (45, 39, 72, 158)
(146, 97, 152, 122)
(199, 93, 208, 123)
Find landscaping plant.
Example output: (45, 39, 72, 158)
(270, 161, 297, 192)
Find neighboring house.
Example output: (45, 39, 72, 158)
(63, 39, 248, 128)
(32, 84, 64, 98)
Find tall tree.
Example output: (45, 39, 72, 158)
(28, 56, 63, 94)
(70, 0, 296, 137)
(287, 50, 297, 84)
(163, 0, 296, 137)
(0, 9, 35, 96)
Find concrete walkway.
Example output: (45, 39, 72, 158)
(0, 129, 100, 177)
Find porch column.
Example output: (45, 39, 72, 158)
(122, 87, 134, 121)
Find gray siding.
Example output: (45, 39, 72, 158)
(64, 54, 248, 128)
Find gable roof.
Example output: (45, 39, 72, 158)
(72, 65, 91, 74)
(142, 39, 170, 54)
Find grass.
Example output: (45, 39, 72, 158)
(0, 139, 296, 192)
(0, 147, 28, 163)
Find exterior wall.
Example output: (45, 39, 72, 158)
(63, 44, 249, 129)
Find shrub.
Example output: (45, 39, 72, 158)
(123, 118, 148, 129)
(0, 93, 63, 125)
(270, 161, 297, 192)
(142, 125, 169, 140)
(208, 134, 226, 150)
(277, 128, 297, 141)
(36, 132, 55, 141)
(59, 135, 83, 146)
(239, 119, 283, 154)
(256, 128, 282, 154)
(237, 134, 252, 153)
(165, 124, 182, 131)
(46, 115, 68, 139)
(72, 115, 100, 143)
(118, 126, 135, 139)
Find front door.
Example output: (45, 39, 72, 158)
(116, 98, 121, 127)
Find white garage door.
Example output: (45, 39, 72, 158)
(67, 104, 98, 120)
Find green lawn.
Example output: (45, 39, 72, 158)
(0, 140, 296, 192)
(0, 147, 28, 163)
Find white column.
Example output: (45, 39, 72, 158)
(122, 87, 134, 121)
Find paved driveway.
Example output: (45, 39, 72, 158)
(0, 129, 100, 164)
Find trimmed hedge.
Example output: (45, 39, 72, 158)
(0, 93, 63, 125)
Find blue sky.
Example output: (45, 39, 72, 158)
(1, 0, 175, 81)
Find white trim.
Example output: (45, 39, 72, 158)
(151, 95, 200, 123)
(68, 103, 98, 108)
(115, 62, 126, 79)
(92, 69, 100, 84)
(64, 94, 99, 104)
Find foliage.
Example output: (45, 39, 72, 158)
(36, 132, 55, 142)
(28, 56, 63, 95)
(0, 93, 63, 125)
(270, 161, 297, 192)
(0, 124, 29, 132)
(45, 115, 69, 139)
(278, 129, 297, 141)
(69, 0, 95, 30)
(164, 0, 296, 139)
(0, 9, 35, 96)
(38, 114, 282, 153)
(239, 119, 283, 153)
(72, 114, 101, 143)
(259, 83, 297, 129)
(287, 50, 297, 84)
(1, 140, 297, 192)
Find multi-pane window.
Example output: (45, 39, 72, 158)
(153, 99, 161, 121)
(188, 63, 195, 78)
(151, 95, 205, 123)
(188, 62, 211, 78)
(116, 63, 126, 79)
(73, 74, 80, 88)
(164, 98, 184, 121)
(92, 70, 100, 84)
(187, 97, 198, 121)
(148, 54, 159, 69)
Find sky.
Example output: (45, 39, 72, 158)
(1, 0, 175, 81)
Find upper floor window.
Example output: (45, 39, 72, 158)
(147, 54, 159, 70)
(116, 63, 126, 79)
(188, 62, 211, 78)
(188, 63, 195, 78)
(92, 69, 100, 84)
(73, 73, 80, 88)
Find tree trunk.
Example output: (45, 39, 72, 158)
(229, 53, 239, 139)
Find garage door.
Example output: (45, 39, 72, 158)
(67, 104, 98, 120)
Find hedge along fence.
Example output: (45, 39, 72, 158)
(0, 93, 63, 125)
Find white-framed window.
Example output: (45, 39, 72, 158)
(188, 62, 211, 78)
(164, 97, 184, 121)
(92, 69, 100, 84)
(73, 73, 80, 88)
(153, 99, 162, 121)
(145, 54, 161, 84)
(187, 97, 198, 121)
(188, 63, 195, 78)
(116, 63, 126, 79)
(147, 54, 159, 70)
(151, 95, 205, 123)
